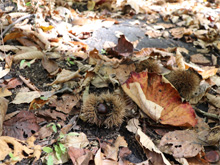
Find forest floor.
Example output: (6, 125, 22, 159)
(0, 0, 220, 165)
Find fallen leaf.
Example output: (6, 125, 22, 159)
(0, 88, 12, 97)
(0, 136, 39, 163)
(63, 132, 89, 149)
(49, 94, 80, 114)
(126, 118, 171, 164)
(206, 93, 220, 108)
(122, 72, 197, 127)
(48, 69, 81, 85)
(3, 110, 40, 140)
(103, 136, 127, 161)
(94, 149, 104, 165)
(107, 35, 133, 58)
(13, 50, 44, 62)
(0, 97, 8, 136)
(36, 109, 67, 121)
(0, 78, 23, 89)
(159, 130, 203, 158)
(137, 129, 171, 165)
(3, 32, 23, 43)
(40, 25, 54, 32)
(205, 126, 220, 146)
(41, 56, 59, 74)
(0, 68, 10, 79)
(190, 54, 211, 65)
(16, 37, 41, 49)
(145, 30, 162, 38)
(37, 125, 54, 140)
(29, 98, 49, 110)
(12, 91, 41, 104)
(68, 147, 93, 165)
(169, 27, 192, 39)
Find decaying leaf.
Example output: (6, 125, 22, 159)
(0, 136, 40, 164)
(0, 97, 8, 136)
(122, 71, 197, 127)
(159, 130, 203, 158)
(49, 94, 80, 114)
(3, 110, 40, 140)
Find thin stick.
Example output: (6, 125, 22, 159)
(194, 107, 220, 120)
(0, 14, 35, 39)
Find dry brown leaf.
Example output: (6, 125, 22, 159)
(49, 94, 80, 114)
(175, 47, 188, 69)
(126, 119, 171, 164)
(104, 136, 127, 161)
(0, 97, 8, 136)
(3, 32, 24, 43)
(170, 27, 192, 39)
(48, 69, 81, 85)
(63, 132, 89, 149)
(0, 136, 40, 163)
(0, 45, 37, 53)
(41, 56, 59, 74)
(13, 50, 44, 62)
(12, 91, 41, 104)
(0, 68, 10, 79)
(126, 118, 142, 134)
(0, 88, 12, 97)
(3, 111, 40, 140)
(159, 130, 203, 158)
(190, 54, 211, 65)
(206, 93, 220, 108)
(123, 82, 163, 121)
(68, 147, 93, 165)
(205, 126, 220, 146)
(16, 37, 41, 49)
(137, 129, 171, 165)
(145, 30, 162, 38)
(94, 149, 104, 165)
(199, 67, 218, 80)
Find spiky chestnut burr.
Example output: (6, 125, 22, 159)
(80, 92, 126, 128)
(165, 68, 202, 100)
(136, 59, 160, 73)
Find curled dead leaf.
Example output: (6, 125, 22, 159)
(48, 69, 81, 86)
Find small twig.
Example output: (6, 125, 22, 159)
(194, 107, 220, 120)
(0, 14, 35, 39)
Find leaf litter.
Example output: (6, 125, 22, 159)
(0, 0, 220, 164)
